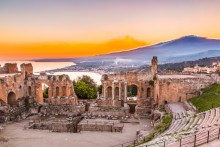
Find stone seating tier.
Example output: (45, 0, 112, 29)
(139, 107, 220, 147)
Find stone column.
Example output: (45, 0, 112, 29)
(138, 81, 142, 98)
(112, 81, 115, 100)
(124, 81, 127, 102)
(104, 81, 107, 99)
(119, 81, 122, 100)
(97, 92, 99, 99)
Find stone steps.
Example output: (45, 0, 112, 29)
(141, 107, 220, 147)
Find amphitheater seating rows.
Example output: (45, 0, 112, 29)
(139, 107, 220, 147)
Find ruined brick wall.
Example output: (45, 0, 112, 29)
(102, 72, 153, 81)
(0, 63, 78, 105)
(20, 63, 33, 77)
(35, 74, 77, 104)
(0, 74, 26, 103)
(78, 123, 123, 132)
(151, 56, 158, 75)
(101, 72, 154, 99)
(96, 99, 122, 106)
(102, 80, 154, 101)
(0, 63, 19, 74)
(155, 75, 215, 105)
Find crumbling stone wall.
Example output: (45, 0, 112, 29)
(78, 123, 123, 132)
(155, 75, 215, 105)
(151, 56, 158, 75)
(20, 63, 33, 78)
(29, 116, 82, 133)
(101, 56, 216, 112)
(0, 74, 25, 104)
(0, 63, 78, 106)
(35, 73, 77, 104)
(39, 105, 85, 116)
(101, 72, 154, 103)
(0, 63, 19, 74)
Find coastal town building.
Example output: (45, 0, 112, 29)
(183, 62, 220, 73)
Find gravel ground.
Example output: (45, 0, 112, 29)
(201, 139, 220, 147)
(0, 119, 152, 147)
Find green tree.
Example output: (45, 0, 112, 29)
(127, 85, 137, 97)
(74, 81, 96, 99)
(74, 75, 100, 99)
(97, 85, 102, 94)
(77, 75, 97, 90)
(43, 88, 48, 98)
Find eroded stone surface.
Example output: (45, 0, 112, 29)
(0, 63, 78, 106)
(101, 56, 215, 117)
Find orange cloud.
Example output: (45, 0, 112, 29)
(0, 36, 147, 60)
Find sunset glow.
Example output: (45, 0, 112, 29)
(1, 0, 220, 59)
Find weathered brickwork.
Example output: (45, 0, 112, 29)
(0, 63, 78, 106)
(101, 57, 215, 113)
(101, 72, 154, 106)
(0, 63, 18, 74)
(154, 75, 214, 105)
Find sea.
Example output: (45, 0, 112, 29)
(0, 61, 102, 85)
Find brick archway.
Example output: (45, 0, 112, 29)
(7, 91, 16, 106)
(62, 86, 67, 96)
(115, 87, 119, 100)
(107, 86, 112, 98)
(127, 84, 138, 97)
(147, 87, 151, 97)
(35, 81, 52, 103)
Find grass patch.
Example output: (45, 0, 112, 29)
(188, 84, 220, 112)
(132, 113, 173, 146)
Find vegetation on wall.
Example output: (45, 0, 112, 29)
(134, 113, 173, 146)
(188, 84, 220, 112)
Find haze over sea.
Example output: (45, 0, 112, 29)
(0, 61, 102, 85)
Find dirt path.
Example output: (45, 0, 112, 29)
(0, 119, 151, 147)
(168, 102, 186, 114)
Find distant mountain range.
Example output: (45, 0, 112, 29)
(34, 35, 220, 66)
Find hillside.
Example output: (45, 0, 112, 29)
(135, 56, 220, 72)
(34, 35, 220, 67)
(188, 84, 220, 112)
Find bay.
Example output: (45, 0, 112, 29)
(0, 61, 102, 85)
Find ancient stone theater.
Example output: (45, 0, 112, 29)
(101, 56, 214, 115)
(0, 63, 78, 107)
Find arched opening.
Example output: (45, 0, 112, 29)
(147, 88, 151, 97)
(28, 86, 32, 96)
(127, 85, 138, 101)
(56, 87, 60, 97)
(164, 100, 168, 104)
(7, 92, 16, 106)
(38, 105, 43, 113)
(42, 83, 49, 99)
(107, 87, 112, 98)
(115, 87, 119, 100)
(62, 86, 66, 97)
(128, 103, 136, 114)
(178, 96, 182, 102)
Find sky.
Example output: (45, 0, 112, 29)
(0, 0, 220, 59)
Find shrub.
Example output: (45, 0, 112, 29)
(133, 113, 173, 146)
